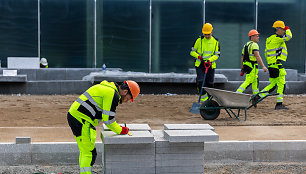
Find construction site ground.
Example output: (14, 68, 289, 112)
(0, 94, 305, 142)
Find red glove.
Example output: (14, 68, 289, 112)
(284, 26, 289, 30)
(198, 55, 202, 61)
(240, 70, 244, 76)
(120, 126, 129, 134)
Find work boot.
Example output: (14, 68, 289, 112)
(275, 103, 289, 110)
(252, 95, 260, 108)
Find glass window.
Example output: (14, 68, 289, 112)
(40, 0, 94, 68)
(0, 0, 38, 67)
(97, 0, 149, 72)
(152, 0, 203, 73)
(206, 0, 255, 69)
(258, 0, 305, 73)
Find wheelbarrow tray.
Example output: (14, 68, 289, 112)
(204, 87, 251, 108)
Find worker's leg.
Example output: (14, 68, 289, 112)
(276, 68, 286, 103)
(236, 74, 252, 93)
(259, 66, 278, 98)
(251, 66, 259, 95)
(200, 68, 215, 102)
(196, 66, 205, 94)
(67, 113, 97, 174)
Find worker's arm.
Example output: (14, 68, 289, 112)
(209, 40, 220, 63)
(283, 28, 292, 42)
(102, 90, 122, 134)
(254, 51, 267, 72)
(240, 55, 244, 69)
(190, 38, 202, 59)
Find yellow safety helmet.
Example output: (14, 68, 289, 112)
(272, 20, 285, 29)
(202, 23, 213, 34)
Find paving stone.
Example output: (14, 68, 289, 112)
(103, 124, 151, 132)
(0, 144, 31, 165)
(164, 124, 214, 131)
(101, 131, 154, 144)
(164, 130, 219, 143)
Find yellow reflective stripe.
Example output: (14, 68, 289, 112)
(104, 118, 116, 125)
(267, 53, 277, 57)
(286, 35, 292, 39)
(80, 167, 92, 173)
(281, 52, 287, 56)
(202, 55, 211, 58)
(200, 94, 208, 99)
(277, 98, 283, 103)
(83, 92, 102, 112)
(214, 51, 220, 54)
(253, 89, 259, 93)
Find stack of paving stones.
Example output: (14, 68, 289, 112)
(101, 124, 155, 174)
(101, 123, 218, 174)
(153, 124, 218, 174)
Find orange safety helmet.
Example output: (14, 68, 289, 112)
(124, 80, 140, 102)
(272, 20, 285, 29)
(248, 29, 260, 37)
(202, 23, 213, 34)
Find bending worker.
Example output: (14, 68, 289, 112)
(67, 80, 140, 173)
(259, 20, 292, 110)
(190, 23, 220, 103)
(236, 29, 267, 99)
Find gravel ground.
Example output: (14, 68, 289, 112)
(0, 162, 305, 174)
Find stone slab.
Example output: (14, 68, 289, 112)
(164, 130, 219, 143)
(156, 166, 204, 173)
(7, 57, 40, 69)
(101, 131, 154, 144)
(0, 75, 27, 82)
(164, 124, 214, 131)
(0, 143, 31, 165)
(103, 124, 151, 132)
(253, 140, 306, 162)
(15, 137, 31, 144)
(204, 141, 253, 162)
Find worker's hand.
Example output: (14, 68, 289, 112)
(198, 55, 202, 61)
(120, 126, 129, 135)
(284, 26, 290, 30)
(240, 70, 244, 76)
(263, 66, 268, 72)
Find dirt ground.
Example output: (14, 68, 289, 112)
(0, 94, 305, 129)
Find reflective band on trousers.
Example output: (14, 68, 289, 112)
(80, 167, 92, 173)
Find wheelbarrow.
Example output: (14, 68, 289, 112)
(199, 87, 278, 121)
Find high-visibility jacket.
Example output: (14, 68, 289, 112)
(242, 41, 259, 68)
(265, 29, 292, 64)
(190, 36, 220, 69)
(68, 80, 122, 134)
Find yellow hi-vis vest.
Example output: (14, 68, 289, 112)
(68, 80, 122, 134)
(190, 36, 220, 69)
(265, 29, 292, 64)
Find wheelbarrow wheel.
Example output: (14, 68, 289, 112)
(200, 100, 220, 120)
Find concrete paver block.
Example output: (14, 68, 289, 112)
(156, 166, 204, 173)
(253, 140, 306, 162)
(164, 124, 214, 131)
(7, 57, 40, 69)
(101, 131, 154, 144)
(15, 137, 31, 144)
(0, 144, 31, 165)
(103, 124, 151, 132)
(204, 141, 253, 162)
(164, 130, 219, 143)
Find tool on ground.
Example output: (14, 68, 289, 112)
(124, 123, 132, 136)
(189, 61, 211, 114)
(199, 87, 278, 121)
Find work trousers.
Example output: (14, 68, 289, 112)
(67, 113, 97, 174)
(196, 63, 215, 102)
(259, 64, 286, 103)
(236, 64, 259, 94)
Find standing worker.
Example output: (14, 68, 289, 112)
(190, 23, 220, 103)
(67, 80, 140, 173)
(259, 20, 292, 110)
(236, 29, 268, 100)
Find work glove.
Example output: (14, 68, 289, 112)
(198, 55, 202, 61)
(284, 26, 289, 30)
(120, 126, 129, 135)
(240, 69, 244, 76)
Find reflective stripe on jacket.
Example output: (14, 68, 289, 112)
(265, 29, 292, 64)
(69, 80, 122, 134)
(190, 35, 220, 68)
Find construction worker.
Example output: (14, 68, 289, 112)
(190, 23, 220, 103)
(40, 57, 48, 68)
(236, 29, 268, 100)
(67, 80, 140, 173)
(259, 20, 292, 110)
